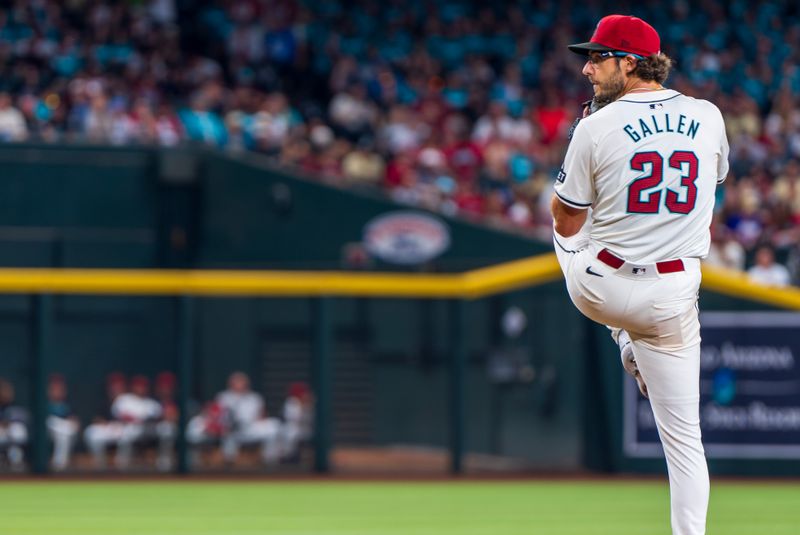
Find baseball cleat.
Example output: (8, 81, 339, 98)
(618, 330, 648, 398)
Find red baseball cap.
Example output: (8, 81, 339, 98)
(107, 372, 127, 386)
(156, 371, 176, 388)
(288, 381, 310, 399)
(568, 15, 660, 57)
(131, 375, 150, 389)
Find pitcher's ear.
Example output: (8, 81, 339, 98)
(625, 56, 638, 74)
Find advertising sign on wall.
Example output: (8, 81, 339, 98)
(624, 312, 800, 459)
(363, 211, 450, 266)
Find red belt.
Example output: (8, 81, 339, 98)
(597, 248, 684, 274)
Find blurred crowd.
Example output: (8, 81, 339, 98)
(0, 372, 312, 472)
(0, 0, 797, 283)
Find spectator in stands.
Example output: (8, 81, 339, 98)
(748, 246, 792, 286)
(47, 374, 79, 472)
(83, 92, 116, 142)
(706, 225, 747, 271)
(473, 101, 514, 145)
(787, 245, 800, 286)
(724, 178, 766, 251)
(381, 105, 426, 156)
(533, 89, 570, 146)
(328, 82, 378, 142)
(0, 378, 27, 471)
(443, 113, 483, 184)
(342, 138, 386, 186)
(0, 0, 794, 273)
(0, 93, 28, 141)
(250, 92, 300, 156)
(454, 179, 485, 218)
(124, 99, 163, 146)
(771, 159, 800, 249)
(154, 104, 184, 147)
(179, 91, 227, 147)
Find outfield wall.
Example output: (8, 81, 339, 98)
(0, 144, 581, 471)
(0, 144, 796, 475)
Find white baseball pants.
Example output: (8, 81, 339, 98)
(47, 416, 79, 471)
(188, 416, 283, 465)
(84, 421, 174, 470)
(221, 418, 283, 464)
(0, 421, 27, 469)
(554, 226, 709, 535)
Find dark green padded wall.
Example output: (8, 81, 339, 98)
(198, 151, 549, 270)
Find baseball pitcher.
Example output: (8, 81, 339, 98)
(551, 15, 729, 535)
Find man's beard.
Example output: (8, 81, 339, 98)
(592, 66, 625, 109)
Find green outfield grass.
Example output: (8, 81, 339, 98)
(2, 480, 798, 535)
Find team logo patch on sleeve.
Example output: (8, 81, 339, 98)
(567, 117, 581, 141)
(557, 167, 566, 183)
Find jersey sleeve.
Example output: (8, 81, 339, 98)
(715, 107, 730, 184)
(149, 400, 163, 420)
(553, 119, 595, 209)
(110, 397, 123, 419)
(110, 395, 130, 419)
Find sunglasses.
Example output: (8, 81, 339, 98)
(588, 51, 645, 65)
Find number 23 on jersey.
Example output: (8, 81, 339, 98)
(627, 150, 698, 214)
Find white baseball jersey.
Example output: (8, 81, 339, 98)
(216, 390, 264, 426)
(554, 89, 729, 264)
(111, 394, 163, 422)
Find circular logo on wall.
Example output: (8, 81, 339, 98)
(363, 211, 451, 265)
